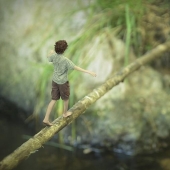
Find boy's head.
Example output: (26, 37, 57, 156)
(54, 40, 68, 54)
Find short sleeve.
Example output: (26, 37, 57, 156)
(48, 54, 55, 62)
(65, 58, 75, 70)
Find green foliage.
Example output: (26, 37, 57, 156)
(34, 64, 53, 114)
(34, 0, 169, 144)
(34, 0, 140, 140)
(67, 0, 148, 69)
(70, 0, 170, 63)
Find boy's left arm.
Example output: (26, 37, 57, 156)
(74, 66, 97, 77)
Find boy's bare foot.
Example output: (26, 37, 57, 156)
(43, 120, 53, 126)
(63, 111, 72, 118)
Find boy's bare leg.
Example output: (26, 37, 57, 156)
(63, 99, 72, 117)
(43, 100, 56, 125)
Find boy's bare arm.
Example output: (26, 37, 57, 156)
(74, 66, 97, 77)
(47, 50, 55, 57)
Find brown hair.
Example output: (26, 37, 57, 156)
(54, 40, 68, 54)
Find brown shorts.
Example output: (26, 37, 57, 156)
(51, 81, 70, 100)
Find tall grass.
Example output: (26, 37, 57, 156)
(66, 0, 147, 68)
(33, 0, 148, 144)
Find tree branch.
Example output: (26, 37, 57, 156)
(0, 41, 170, 170)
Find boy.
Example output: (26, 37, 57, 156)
(43, 40, 96, 126)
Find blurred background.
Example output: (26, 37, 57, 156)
(0, 0, 170, 169)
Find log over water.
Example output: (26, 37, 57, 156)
(0, 41, 170, 170)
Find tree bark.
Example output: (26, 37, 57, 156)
(0, 41, 170, 170)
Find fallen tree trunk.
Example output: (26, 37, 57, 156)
(0, 41, 170, 170)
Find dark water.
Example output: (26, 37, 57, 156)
(0, 97, 170, 170)
(1, 125, 170, 170)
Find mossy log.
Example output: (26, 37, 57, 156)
(0, 41, 170, 170)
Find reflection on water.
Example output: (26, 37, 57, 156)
(15, 147, 167, 170)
